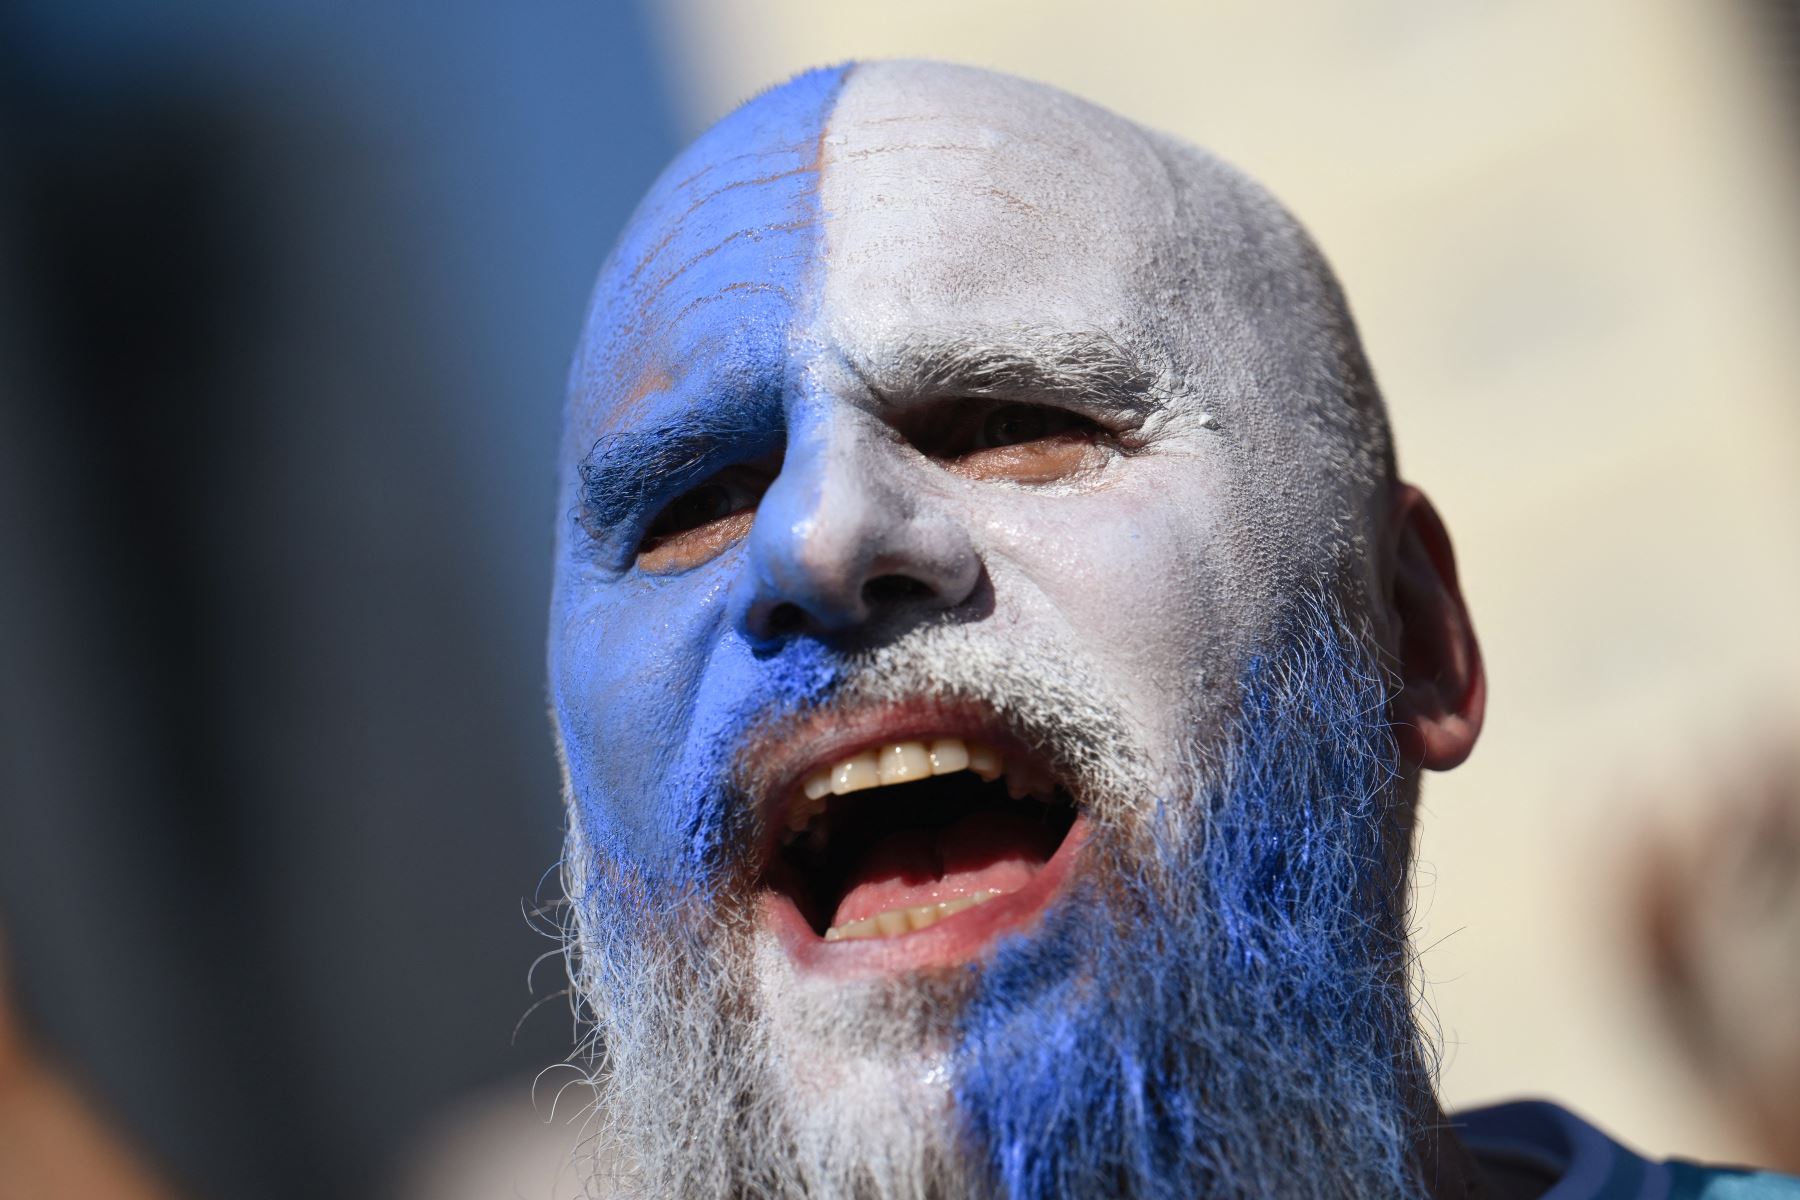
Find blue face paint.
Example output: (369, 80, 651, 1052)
(550, 65, 851, 886)
(554, 60, 1434, 1197)
(952, 596, 1429, 1198)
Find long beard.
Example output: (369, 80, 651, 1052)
(561, 592, 1436, 1198)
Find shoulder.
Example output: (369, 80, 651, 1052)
(1454, 1100, 1800, 1199)
(1665, 1162, 1800, 1200)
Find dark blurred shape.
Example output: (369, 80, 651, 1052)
(0, 4, 676, 1196)
(1634, 738, 1800, 1172)
(1748, 0, 1800, 128)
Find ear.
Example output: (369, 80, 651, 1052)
(1386, 483, 1485, 771)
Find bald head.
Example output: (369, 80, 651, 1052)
(551, 60, 1483, 1199)
(565, 61, 1390, 587)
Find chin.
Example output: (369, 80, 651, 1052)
(562, 591, 1435, 1199)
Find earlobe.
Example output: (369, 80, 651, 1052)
(1387, 483, 1486, 771)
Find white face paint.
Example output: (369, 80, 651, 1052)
(553, 60, 1411, 1198)
(777, 60, 1392, 755)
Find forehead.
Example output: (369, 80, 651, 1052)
(565, 62, 1177, 444)
(816, 61, 1175, 342)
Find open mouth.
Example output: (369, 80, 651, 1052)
(757, 722, 1086, 970)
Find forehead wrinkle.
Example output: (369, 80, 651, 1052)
(585, 232, 812, 440)
(628, 215, 810, 322)
(611, 156, 821, 320)
(663, 136, 831, 193)
(832, 142, 992, 162)
(567, 65, 852, 457)
(663, 279, 799, 337)
(661, 144, 826, 212)
(812, 63, 1190, 400)
(613, 173, 815, 351)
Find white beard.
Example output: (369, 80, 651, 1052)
(560, 619, 1151, 1198)
(562, 823, 978, 1199)
(558, 599, 1432, 1199)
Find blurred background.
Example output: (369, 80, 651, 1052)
(2, 1, 1798, 1196)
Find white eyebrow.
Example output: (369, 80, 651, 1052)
(849, 325, 1167, 419)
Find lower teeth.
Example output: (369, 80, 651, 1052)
(822, 889, 1003, 942)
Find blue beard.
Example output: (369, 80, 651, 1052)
(953, 596, 1432, 1199)
(564, 595, 1437, 1198)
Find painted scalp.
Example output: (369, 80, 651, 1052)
(576, 58, 1394, 534)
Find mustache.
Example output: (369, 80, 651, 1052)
(714, 617, 1156, 866)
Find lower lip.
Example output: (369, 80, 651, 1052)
(760, 815, 1092, 977)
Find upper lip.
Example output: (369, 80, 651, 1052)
(736, 697, 1075, 859)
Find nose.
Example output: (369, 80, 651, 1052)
(729, 429, 980, 647)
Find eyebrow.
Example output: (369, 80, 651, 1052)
(575, 328, 1163, 536)
(577, 405, 778, 534)
(852, 326, 1167, 420)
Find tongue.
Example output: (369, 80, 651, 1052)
(830, 810, 1062, 928)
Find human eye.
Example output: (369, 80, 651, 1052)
(969, 403, 1093, 449)
(943, 402, 1108, 483)
(636, 462, 771, 573)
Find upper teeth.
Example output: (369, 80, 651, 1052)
(782, 736, 1020, 835)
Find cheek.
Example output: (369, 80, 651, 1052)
(981, 462, 1255, 743)
(551, 570, 729, 872)
(550, 564, 841, 879)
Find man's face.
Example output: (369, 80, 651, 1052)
(550, 62, 1443, 1197)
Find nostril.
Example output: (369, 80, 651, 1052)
(765, 602, 806, 637)
(862, 574, 934, 607)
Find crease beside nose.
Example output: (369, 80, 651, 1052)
(730, 455, 979, 646)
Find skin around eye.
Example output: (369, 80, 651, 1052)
(632, 404, 1106, 574)
(942, 402, 1108, 484)
(637, 466, 767, 574)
